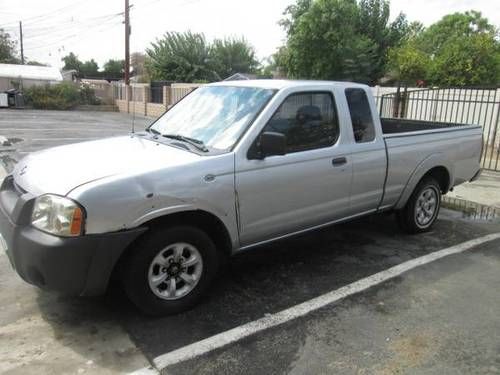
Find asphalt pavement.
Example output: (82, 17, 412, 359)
(0, 109, 150, 157)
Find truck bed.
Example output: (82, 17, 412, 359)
(379, 118, 483, 210)
(381, 118, 472, 134)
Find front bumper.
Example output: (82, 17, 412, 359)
(0, 176, 146, 296)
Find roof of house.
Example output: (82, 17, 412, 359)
(0, 63, 63, 81)
(224, 73, 258, 81)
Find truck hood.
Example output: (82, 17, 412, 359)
(13, 135, 201, 196)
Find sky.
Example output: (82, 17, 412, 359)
(0, 0, 499, 69)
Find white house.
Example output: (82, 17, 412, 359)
(0, 63, 63, 91)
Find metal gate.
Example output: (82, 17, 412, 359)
(377, 87, 500, 171)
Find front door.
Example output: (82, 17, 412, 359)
(235, 91, 352, 247)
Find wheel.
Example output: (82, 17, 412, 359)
(121, 226, 220, 316)
(396, 177, 441, 234)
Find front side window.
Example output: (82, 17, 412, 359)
(345, 88, 376, 143)
(262, 92, 339, 154)
(150, 86, 275, 151)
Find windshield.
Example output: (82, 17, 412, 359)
(149, 85, 275, 151)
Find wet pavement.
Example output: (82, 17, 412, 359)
(0, 109, 499, 374)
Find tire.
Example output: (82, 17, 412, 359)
(396, 176, 441, 234)
(121, 226, 220, 316)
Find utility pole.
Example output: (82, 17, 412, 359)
(19, 21, 24, 65)
(124, 0, 130, 85)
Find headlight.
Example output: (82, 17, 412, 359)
(31, 194, 85, 237)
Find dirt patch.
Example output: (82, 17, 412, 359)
(376, 331, 438, 374)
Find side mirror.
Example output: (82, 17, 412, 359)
(259, 131, 286, 158)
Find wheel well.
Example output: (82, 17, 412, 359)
(146, 210, 232, 257)
(111, 210, 233, 283)
(423, 166, 450, 194)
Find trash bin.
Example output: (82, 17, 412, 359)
(5, 89, 25, 109)
(0, 93, 7, 108)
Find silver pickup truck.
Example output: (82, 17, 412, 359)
(0, 80, 482, 315)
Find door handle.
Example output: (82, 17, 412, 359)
(332, 157, 347, 167)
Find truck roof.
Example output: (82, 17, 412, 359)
(208, 79, 368, 90)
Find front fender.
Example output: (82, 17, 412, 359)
(69, 164, 239, 250)
(130, 200, 239, 249)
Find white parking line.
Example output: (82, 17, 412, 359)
(145, 232, 500, 372)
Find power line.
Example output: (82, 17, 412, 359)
(2, 12, 123, 36)
(19, 15, 123, 42)
(0, 0, 92, 27)
(24, 19, 123, 51)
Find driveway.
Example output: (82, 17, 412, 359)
(0, 109, 499, 374)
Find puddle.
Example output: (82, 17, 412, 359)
(442, 196, 498, 221)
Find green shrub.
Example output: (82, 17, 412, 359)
(24, 81, 100, 109)
(79, 83, 101, 105)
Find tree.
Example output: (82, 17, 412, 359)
(429, 33, 500, 86)
(102, 59, 124, 79)
(278, 0, 409, 83)
(388, 42, 430, 83)
(146, 31, 217, 82)
(416, 11, 495, 55)
(280, 0, 375, 83)
(357, 0, 409, 81)
(80, 59, 99, 78)
(259, 47, 290, 78)
(62, 52, 82, 72)
(388, 11, 500, 86)
(0, 28, 19, 63)
(210, 37, 259, 79)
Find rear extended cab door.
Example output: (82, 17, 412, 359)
(342, 86, 387, 214)
(233, 84, 354, 248)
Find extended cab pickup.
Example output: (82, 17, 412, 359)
(0, 80, 482, 315)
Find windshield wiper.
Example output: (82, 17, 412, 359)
(162, 134, 209, 152)
(146, 127, 161, 136)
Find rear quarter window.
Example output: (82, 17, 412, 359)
(345, 88, 376, 143)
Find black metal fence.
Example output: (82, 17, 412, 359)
(377, 87, 500, 171)
(149, 81, 174, 104)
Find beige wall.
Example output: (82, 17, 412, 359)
(115, 99, 128, 113)
(146, 103, 166, 119)
(113, 83, 200, 118)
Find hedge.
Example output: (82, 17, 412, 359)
(24, 82, 100, 110)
